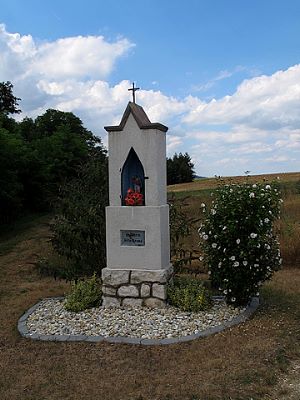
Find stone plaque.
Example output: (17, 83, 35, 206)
(121, 230, 145, 246)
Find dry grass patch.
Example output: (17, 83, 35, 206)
(279, 193, 300, 266)
(0, 215, 300, 399)
(168, 172, 300, 194)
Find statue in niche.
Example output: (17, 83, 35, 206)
(121, 148, 145, 206)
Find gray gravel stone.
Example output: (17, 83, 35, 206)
(20, 296, 257, 345)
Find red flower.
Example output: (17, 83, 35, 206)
(125, 189, 144, 206)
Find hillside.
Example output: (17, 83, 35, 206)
(168, 171, 300, 193)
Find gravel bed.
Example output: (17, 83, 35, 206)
(26, 298, 246, 340)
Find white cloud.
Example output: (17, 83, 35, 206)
(216, 157, 250, 165)
(32, 35, 134, 80)
(1, 24, 300, 176)
(166, 135, 183, 154)
(265, 156, 293, 162)
(138, 89, 189, 123)
(185, 65, 300, 131)
(0, 23, 133, 81)
(229, 142, 273, 154)
(0, 23, 134, 120)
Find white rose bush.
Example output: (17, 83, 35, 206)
(198, 181, 282, 306)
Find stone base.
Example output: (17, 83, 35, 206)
(101, 265, 173, 308)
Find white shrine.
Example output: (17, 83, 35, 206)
(101, 99, 173, 307)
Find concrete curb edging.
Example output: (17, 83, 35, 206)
(17, 296, 260, 346)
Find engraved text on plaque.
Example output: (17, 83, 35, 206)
(121, 230, 145, 246)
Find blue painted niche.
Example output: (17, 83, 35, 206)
(121, 147, 145, 205)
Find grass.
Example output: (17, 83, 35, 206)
(0, 172, 299, 399)
(0, 212, 51, 256)
(168, 171, 300, 272)
(167, 171, 300, 194)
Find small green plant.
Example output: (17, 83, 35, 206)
(167, 275, 211, 312)
(64, 273, 102, 312)
(198, 179, 282, 306)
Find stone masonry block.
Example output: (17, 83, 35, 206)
(118, 285, 139, 297)
(102, 286, 117, 296)
(122, 298, 143, 307)
(131, 266, 172, 284)
(152, 283, 167, 300)
(140, 284, 151, 297)
(144, 298, 166, 308)
(102, 297, 121, 307)
(101, 268, 130, 286)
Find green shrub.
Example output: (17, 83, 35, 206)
(51, 154, 108, 280)
(167, 275, 211, 312)
(64, 273, 102, 312)
(198, 180, 282, 306)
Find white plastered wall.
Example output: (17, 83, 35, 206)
(106, 205, 170, 270)
(108, 113, 167, 206)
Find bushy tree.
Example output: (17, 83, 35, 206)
(0, 81, 21, 115)
(51, 150, 108, 280)
(0, 129, 26, 224)
(167, 152, 195, 185)
(198, 181, 282, 306)
(34, 109, 99, 147)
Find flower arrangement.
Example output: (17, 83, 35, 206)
(198, 180, 282, 306)
(124, 188, 144, 206)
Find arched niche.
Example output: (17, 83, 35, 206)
(121, 147, 145, 205)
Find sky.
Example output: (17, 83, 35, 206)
(1, 0, 300, 177)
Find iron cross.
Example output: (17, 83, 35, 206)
(128, 82, 140, 103)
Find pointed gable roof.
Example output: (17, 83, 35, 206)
(104, 102, 168, 133)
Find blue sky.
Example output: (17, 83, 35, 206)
(1, 0, 300, 176)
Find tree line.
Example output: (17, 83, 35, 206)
(0, 81, 107, 227)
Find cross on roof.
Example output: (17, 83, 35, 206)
(128, 82, 140, 103)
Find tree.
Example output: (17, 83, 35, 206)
(167, 152, 195, 185)
(17, 117, 36, 142)
(0, 81, 21, 115)
(0, 101, 106, 226)
(34, 109, 100, 148)
(0, 129, 26, 224)
(51, 151, 108, 279)
(20, 110, 103, 211)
